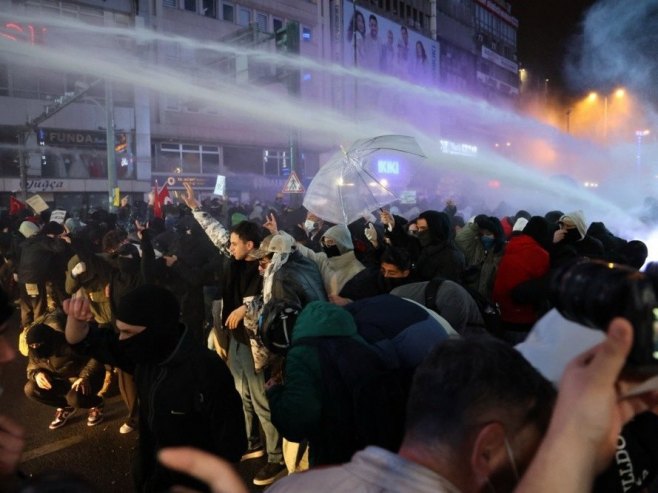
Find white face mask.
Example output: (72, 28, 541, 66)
(304, 219, 316, 233)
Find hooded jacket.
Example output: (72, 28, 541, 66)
(268, 301, 370, 466)
(290, 225, 365, 295)
(493, 233, 550, 325)
(72, 323, 246, 492)
(455, 221, 504, 300)
(414, 211, 465, 282)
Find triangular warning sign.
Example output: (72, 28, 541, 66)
(282, 171, 305, 194)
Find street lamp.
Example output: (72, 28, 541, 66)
(588, 88, 625, 140)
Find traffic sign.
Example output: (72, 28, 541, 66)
(282, 171, 305, 194)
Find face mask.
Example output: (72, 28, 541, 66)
(323, 244, 342, 258)
(304, 220, 317, 234)
(564, 228, 581, 243)
(417, 230, 432, 248)
(377, 273, 409, 292)
(118, 326, 180, 365)
(481, 236, 495, 251)
(29, 342, 54, 360)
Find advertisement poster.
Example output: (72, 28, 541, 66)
(342, 1, 439, 84)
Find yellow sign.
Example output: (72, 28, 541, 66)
(113, 187, 121, 207)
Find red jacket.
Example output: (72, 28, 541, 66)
(493, 234, 549, 324)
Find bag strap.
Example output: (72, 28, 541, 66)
(424, 278, 445, 314)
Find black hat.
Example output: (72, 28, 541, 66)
(258, 301, 301, 354)
(115, 285, 180, 329)
(42, 221, 65, 236)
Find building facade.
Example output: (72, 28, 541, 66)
(0, 0, 518, 213)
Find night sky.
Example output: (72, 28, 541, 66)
(509, 0, 598, 94)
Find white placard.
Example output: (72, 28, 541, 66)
(26, 194, 49, 213)
(50, 210, 67, 224)
(213, 175, 226, 196)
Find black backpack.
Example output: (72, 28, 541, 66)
(292, 336, 408, 457)
(424, 277, 501, 334)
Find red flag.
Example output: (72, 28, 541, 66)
(153, 181, 163, 219)
(158, 183, 171, 206)
(9, 196, 26, 216)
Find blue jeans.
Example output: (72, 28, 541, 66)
(228, 338, 282, 463)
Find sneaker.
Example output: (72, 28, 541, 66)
(119, 422, 135, 434)
(241, 446, 265, 461)
(253, 462, 286, 486)
(49, 407, 76, 430)
(87, 407, 104, 427)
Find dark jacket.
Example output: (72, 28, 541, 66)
(270, 250, 327, 306)
(73, 325, 246, 493)
(27, 329, 104, 383)
(345, 294, 452, 369)
(18, 234, 71, 284)
(268, 301, 371, 466)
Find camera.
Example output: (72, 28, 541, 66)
(550, 260, 658, 377)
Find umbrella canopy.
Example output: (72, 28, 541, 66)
(303, 135, 426, 224)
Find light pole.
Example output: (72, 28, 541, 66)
(105, 80, 117, 212)
(636, 129, 650, 173)
(588, 88, 625, 141)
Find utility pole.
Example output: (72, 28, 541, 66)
(274, 22, 301, 203)
(105, 80, 117, 212)
(16, 79, 102, 201)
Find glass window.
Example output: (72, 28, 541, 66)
(255, 12, 268, 31)
(273, 17, 283, 32)
(184, 0, 196, 12)
(163, 0, 177, 7)
(263, 149, 289, 176)
(202, 153, 220, 173)
(202, 0, 216, 17)
(222, 2, 234, 22)
(238, 7, 250, 26)
(182, 151, 201, 173)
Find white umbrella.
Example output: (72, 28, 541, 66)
(303, 135, 426, 224)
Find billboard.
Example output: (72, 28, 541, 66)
(342, 1, 439, 85)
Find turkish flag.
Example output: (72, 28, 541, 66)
(9, 196, 26, 216)
(153, 182, 163, 219)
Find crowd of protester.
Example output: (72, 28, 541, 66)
(1, 184, 658, 493)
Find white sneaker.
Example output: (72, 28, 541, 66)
(119, 423, 135, 434)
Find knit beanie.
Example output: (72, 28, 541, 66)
(41, 221, 65, 236)
(115, 285, 180, 329)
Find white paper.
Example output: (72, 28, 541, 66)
(50, 210, 66, 224)
(26, 194, 49, 213)
(214, 175, 226, 196)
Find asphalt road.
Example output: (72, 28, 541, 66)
(1, 320, 269, 492)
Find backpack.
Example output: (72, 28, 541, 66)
(424, 278, 501, 335)
(293, 336, 408, 457)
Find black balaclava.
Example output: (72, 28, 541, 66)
(116, 243, 140, 275)
(116, 285, 182, 365)
(26, 324, 62, 359)
(417, 210, 451, 247)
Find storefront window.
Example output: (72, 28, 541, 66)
(154, 142, 221, 174)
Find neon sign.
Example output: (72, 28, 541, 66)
(0, 22, 47, 45)
(377, 159, 400, 175)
